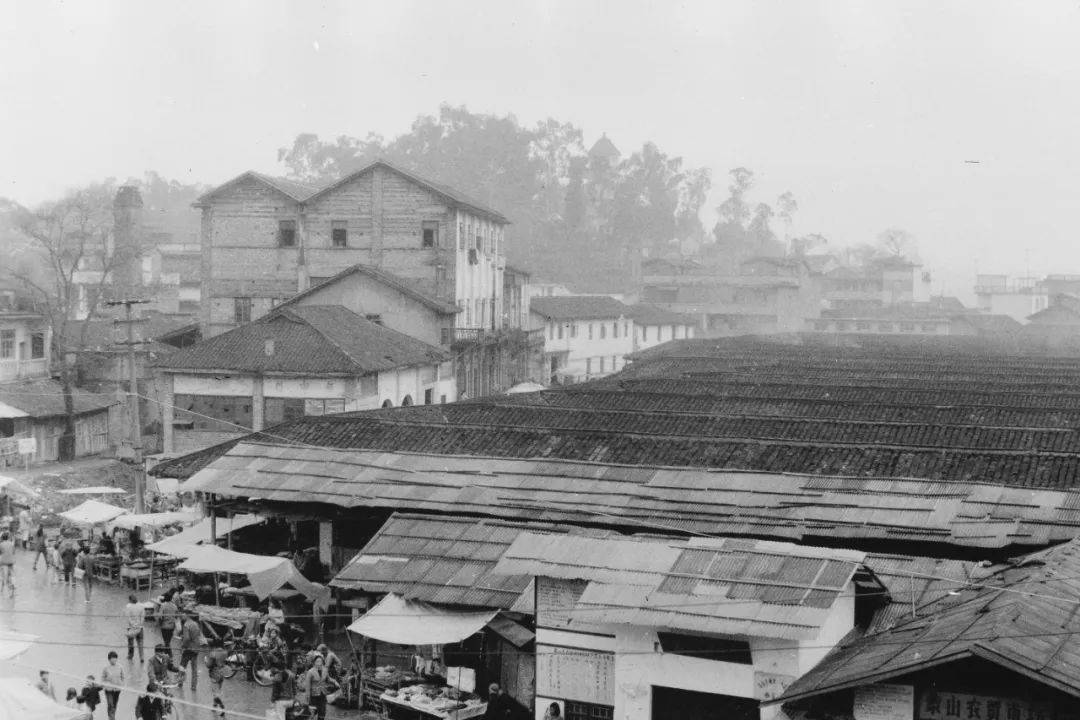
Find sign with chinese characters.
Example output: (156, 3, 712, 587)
(755, 672, 797, 701)
(536, 646, 614, 705)
(855, 684, 915, 720)
(919, 693, 1075, 720)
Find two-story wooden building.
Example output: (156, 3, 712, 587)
(193, 160, 529, 397)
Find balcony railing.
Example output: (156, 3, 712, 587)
(0, 358, 49, 382)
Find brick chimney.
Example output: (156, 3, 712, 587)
(112, 185, 144, 298)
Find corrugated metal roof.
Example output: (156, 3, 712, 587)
(779, 538, 1080, 702)
(329, 513, 596, 609)
(180, 443, 1080, 552)
(493, 532, 867, 641)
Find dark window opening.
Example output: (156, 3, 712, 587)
(278, 220, 297, 247)
(656, 632, 752, 664)
(401, 395, 413, 406)
(234, 297, 252, 324)
(422, 221, 439, 248)
(381, 399, 393, 408)
(0, 418, 13, 437)
(331, 221, 347, 248)
(424, 389, 433, 405)
(30, 332, 45, 359)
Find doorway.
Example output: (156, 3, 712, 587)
(651, 686, 759, 720)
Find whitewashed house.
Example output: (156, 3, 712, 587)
(529, 296, 634, 384)
(492, 533, 882, 720)
(157, 305, 453, 454)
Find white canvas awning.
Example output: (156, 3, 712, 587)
(146, 514, 262, 558)
(107, 510, 199, 532)
(58, 500, 128, 526)
(0, 677, 87, 720)
(0, 630, 37, 660)
(178, 546, 330, 609)
(347, 593, 497, 646)
(0, 476, 38, 500)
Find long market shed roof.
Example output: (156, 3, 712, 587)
(178, 442, 1080, 551)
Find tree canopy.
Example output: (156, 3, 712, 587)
(277, 104, 711, 292)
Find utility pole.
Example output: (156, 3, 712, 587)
(106, 298, 150, 513)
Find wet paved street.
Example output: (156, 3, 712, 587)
(0, 547, 357, 719)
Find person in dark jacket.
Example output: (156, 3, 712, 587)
(134, 681, 166, 720)
(484, 683, 514, 719)
(78, 674, 102, 716)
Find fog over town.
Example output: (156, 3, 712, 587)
(1, 3, 1080, 720)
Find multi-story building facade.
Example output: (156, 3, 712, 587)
(641, 256, 820, 335)
(530, 296, 635, 383)
(193, 160, 509, 338)
(0, 311, 49, 383)
(973, 274, 1049, 323)
(193, 160, 526, 398)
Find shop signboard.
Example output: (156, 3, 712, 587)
(920, 692, 1077, 720)
(855, 684, 915, 720)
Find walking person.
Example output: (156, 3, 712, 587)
(134, 681, 166, 720)
(205, 637, 228, 696)
(35, 669, 55, 700)
(59, 536, 78, 586)
(124, 594, 146, 663)
(79, 675, 102, 718)
(76, 543, 94, 602)
(305, 655, 333, 720)
(50, 539, 62, 583)
(17, 508, 30, 550)
(31, 524, 48, 571)
(156, 590, 178, 651)
(0, 531, 15, 597)
(101, 651, 125, 720)
(178, 612, 203, 691)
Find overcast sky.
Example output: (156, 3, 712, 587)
(3, 1, 1079, 299)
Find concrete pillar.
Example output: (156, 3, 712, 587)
(252, 376, 265, 431)
(162, 374, 175, 454)
(318, 521, 332, 568)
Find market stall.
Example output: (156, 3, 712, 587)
(348, 594, 493, 720)
(57, 499, 128, 527)
(145, 514, 262, 559)
(103, 510, 200, 585)
(177, 548, 330, 651)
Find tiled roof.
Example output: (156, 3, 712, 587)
(493, 533, 869, 640)
(273, 264, 460, 316)
(174, 442, 1080, 551)
(863, 553, 996, 633)
(157, 305, 446, 374)
(196, 162, 508, 223)
(195, 171, 323, 205)
(0, 378, 116, 418)
(153, 338, 1080, 495)
(588, 135, 620, 160)
(624, 303, 697, 326)
(306, 159, 509, 224)
(330, 513, 602, 609)
(951, 313, 1022, 335)
(779, 537, 1080, 702)
(530, 295, 629, 320)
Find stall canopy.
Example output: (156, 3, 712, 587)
(146, 514, 262, 558)
(178, 546, 330, 609)
(58, 500, 128, 526)
(0, 629, 37, 660)
(347, 593, 498, 646)
(0, 677, 87, 720)
(58, 487, 127, 496)
(107, 509, 199, 532)
(0, 475, 38, 500)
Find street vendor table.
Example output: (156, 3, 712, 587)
(194, 603, 263, 637)
(121, 562, 152, 590)
(92, 555, 120, 583)
(379, 687, 486, 720)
